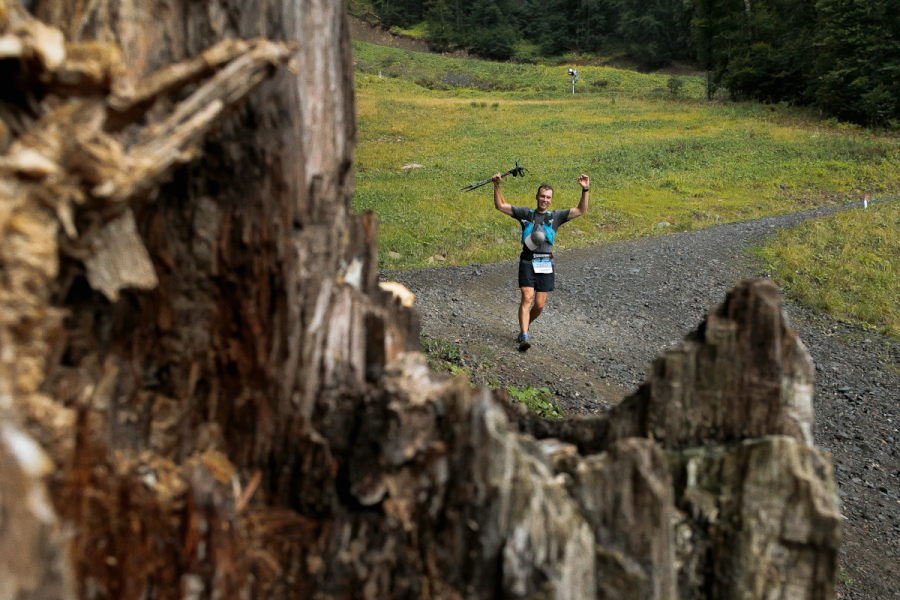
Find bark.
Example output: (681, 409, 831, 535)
(0, 422, 72, 600)
(0, 2, 839, 600)
(743, 0, 754, 40)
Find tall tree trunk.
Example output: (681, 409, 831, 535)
(743, 0, 754, 39)
(0, 2, 839, 600)
(1, 0, 418, 596)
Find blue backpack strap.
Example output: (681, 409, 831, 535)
(521, 209, 535, 244)
(543, 211, 556, 245)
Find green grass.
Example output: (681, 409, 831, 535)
(838, 569, 854, 587)
(505, 384, 565, 420)
(388, 22, 429, 39)
(354, 41, 707, 98)
(419, 330, 564, 417)
(757, 199, 900, 338)
(352, 41, 900, 272)
(420, 330, 466, 375)
(348, 0, 375, 20)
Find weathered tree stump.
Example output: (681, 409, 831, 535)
(0, 2, 839, 599)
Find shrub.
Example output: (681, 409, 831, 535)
(667, 76, 685, 97)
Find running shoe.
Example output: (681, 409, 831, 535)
(517, 332, 531, 351)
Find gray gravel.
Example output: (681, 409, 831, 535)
(383, 197, 900, 599)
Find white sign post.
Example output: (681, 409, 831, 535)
(567, 68, 579, 94)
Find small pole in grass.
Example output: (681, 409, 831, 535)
(567, 68, 579, 94)
(864, 196, 868, 209)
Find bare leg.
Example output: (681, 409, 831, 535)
(530, 292, 547, 324)
(519, 287, 535, 334)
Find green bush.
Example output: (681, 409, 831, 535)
(469, 24, 518, 61)
(667, 76, 685, 97)
(511, 39, 542, 64)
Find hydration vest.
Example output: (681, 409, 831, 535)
(521, 210, 556, 251)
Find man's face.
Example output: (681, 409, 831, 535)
(536, 188, 553, 212)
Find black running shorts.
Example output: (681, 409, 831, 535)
(518, 259, 555, 292)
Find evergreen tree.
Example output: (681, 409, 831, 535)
(513, 0, 613, 55)
(612, 0, 695, 66)
(425, 0, 458, 48)
(465, 0, 519, 59)
(570, 0, 613, 52)
(372, 0, 426, 27)
(510, 0, 567, 56)
(720, 0, 818, 104)
(813, 0, 900, 125)
(691, 0, 754, 95)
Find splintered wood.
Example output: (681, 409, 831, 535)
(0, 8, 292, 344)
(0, 4, 292, 598)
(83, 209, 157, 301)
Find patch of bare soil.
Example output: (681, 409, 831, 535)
(383, 199, 900, 599)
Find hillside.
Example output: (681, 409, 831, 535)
(350, 0, 900, 126)
(351, 41, 900, 272)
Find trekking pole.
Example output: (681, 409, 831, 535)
(460, 162, 528, 192)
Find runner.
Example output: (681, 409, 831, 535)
(492, 172, 590, 350)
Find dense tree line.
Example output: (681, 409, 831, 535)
(362, 0, 900, 127)
(697, 0, 900, 126)
(367, 0, 690, 64)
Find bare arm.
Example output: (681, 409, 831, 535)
(567, 174, 590, 220)
(493, 173, 513, 216)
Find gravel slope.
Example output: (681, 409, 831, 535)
(384, 199, 900, 599)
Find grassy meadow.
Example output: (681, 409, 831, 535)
(352, 41, 900, 336)
(758, 200, 900, 338)
(352, 42, 900, 271)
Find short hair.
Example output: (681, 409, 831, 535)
(536, 183, 553, 197)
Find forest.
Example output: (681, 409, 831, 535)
(357, 0, 900, 127)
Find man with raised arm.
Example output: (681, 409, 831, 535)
(492, 172, 590, 351)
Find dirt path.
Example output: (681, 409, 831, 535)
(383, 199, 900, 599)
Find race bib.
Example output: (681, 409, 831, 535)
(532, 258, 553, 274)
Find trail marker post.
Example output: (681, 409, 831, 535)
(567, 68, 579, 94)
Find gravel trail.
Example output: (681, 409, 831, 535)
(384, 199, 900, 599)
